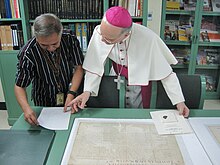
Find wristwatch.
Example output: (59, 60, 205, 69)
(67, 90, 77, 97)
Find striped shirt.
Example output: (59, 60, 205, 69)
(15, 33, 84, 106)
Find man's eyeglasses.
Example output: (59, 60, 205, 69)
(96, 26, 123, 44)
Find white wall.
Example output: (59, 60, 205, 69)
(0, 78, 5, 102)
(147, 0, 162, 35)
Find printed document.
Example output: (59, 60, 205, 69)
(150, 110, 193, 135)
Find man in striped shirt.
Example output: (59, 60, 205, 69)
(14, 13, 84, 125)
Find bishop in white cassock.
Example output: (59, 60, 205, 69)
(67, 6, 190, 117)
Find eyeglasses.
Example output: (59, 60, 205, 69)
(38, 43, 60, 51)
(36, 33, 61, 52)
(96, 26, 124, 44)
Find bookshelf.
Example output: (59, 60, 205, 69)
(160, 0, 220, 99)
(0, 0, 31, 125)
(0, 0, 148, 125)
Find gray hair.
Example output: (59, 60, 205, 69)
(33, 13, 63, 37)
(102, 14, 132, 35)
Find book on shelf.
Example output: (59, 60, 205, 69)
(110, 0, 143, 17)
(178, 25, 192, 41)
(75, 23, 82, 49)
(5, 25, 14, 50)
(197, 48, 220, 65)
(205, 75, 216, 91)
(164, 17, 192, 41)
(197, 50, 207, 65)
(183, 0, 196, 11)
(164, 20, 179, 40)
(166, 1, 180, 10)
(4, 0, 12, 18)
(203, 0, 212, 11)
(206, 49, 220, 65)
(11, 24, 19, 50)
(81, 23, 88, 52)
(200, 30, 210, 42)
(170, 47, 190, 64)
(178, 28, 188, 41)
(63, 25, 72, 35)
(207, 31, 220, 42)
(28, 0, 104, 19)
(200, 30, 220, 42)
(136, 0, 143, 17)
(68, 24, 76, 35)
(201, 17, 217, 31)
(0, 24, 24, 50)
(0, 0, 20, 18)
(211, 0, 220, 12)
(127, 0, 136, 16)
(0, 26, 8, 50)
(13, 0, 20, 18)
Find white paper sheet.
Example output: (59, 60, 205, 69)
(150, 110, 193, 134)
(37, 107, 71, 130)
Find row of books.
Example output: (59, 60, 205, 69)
(109, 0, 143, 17)
(0, 24, 24, 50)
(169, 47, 190, 64)
(200, 15, 220, 42)
(166, 0, 196, 11)
(197, 48, 220, 65)
(170, 47, 220, 66)
(164, 19, 193, 41)
(31, 22, 99, 53)
(0, 0, 20, 18)
(205, 75, 216, 92)
(200, 30, 220, 42)
(63, 22, 99, 52)
(67, 21, 141, 52)
(28, 0, 104, 20)
(166, 0, 220, 12)
(204, 0, 220, 12)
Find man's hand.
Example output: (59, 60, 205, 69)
(176, 102, 190, 117)
(64, 93, 75, 112)
(66, 91, 91, 113)
(23, 108, 39, 125)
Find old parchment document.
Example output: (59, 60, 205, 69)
(208, 126, 220, 144)
(68, 121, 184, 165)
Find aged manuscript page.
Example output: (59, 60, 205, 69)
(61, 118, 211, 165)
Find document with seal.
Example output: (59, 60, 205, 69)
(150, 110, 193, 135)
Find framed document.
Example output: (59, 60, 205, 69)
(61, 118, 211, 165)
(189, 117, 220, 165)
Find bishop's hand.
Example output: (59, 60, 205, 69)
(176, 102, 190, 118)
(66, 91, 91, 113)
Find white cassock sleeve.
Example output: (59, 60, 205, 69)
(83, 71, 102, 96)
(161, 72, 185, 105)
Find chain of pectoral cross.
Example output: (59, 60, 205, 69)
(113, 32, 132, 90)
(114, 40, 129, 90)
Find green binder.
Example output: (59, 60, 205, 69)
(0, 130, 55, 165)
